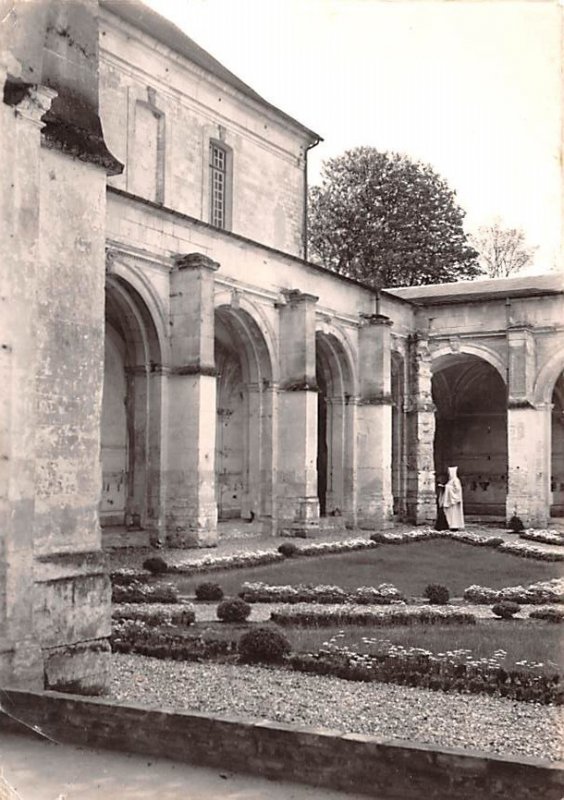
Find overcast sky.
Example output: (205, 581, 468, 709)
(144, 0, 561, 273)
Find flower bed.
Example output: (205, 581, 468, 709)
(296, 538, 378, 556)
(270, 604, 476, 627)
(497, 541, 564, 562)
(110, 619, 235, 660)
(168, 550, 284, 575)
(289, 641, 562, 705)
(112, 603, 195, 627)
(520, 529, 564, 547)
(529, 607, 564, 623)
(239, 581, 404, 605)
(110, 568, 152, 586)
(111, 580, 180, 604)
(463, 578, 564, 605)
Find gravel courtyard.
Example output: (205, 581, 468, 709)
(109, 653, 563, 763)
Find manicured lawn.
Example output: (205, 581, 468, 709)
(172, 540, 563, 598)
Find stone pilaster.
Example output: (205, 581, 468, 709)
(277, 290, 320, 536)
(166, 253, 219, 546)
(405, 334, 436, 524)
(1, 0, 122, 693)
(0, 81, 56, 690)
(356, 315, 394, 529)
(506, 326, 550, 527)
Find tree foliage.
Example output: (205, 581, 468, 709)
(307, 147, 480, 288)
(470, 219, 535, 278)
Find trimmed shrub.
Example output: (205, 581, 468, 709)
(111, 621, 236, 661)
(195, 582, 224, 601)
(110, 569, 152, 586)
(278, 542, 298, 558)
(142, 556, 168, 575)
(112, 603, 195, 627)
(112, 580, 179, 604)
(508, 514, 525, 533)
(529, 607, 564, 623)
(492, 601, 521, 619)
(424, 584, 450, 605)
(238, 627, 291, 664)
(271, 605, 475, 628)
(217, 598, 251, 623)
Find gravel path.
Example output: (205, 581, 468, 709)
(109, 653, 563, 763)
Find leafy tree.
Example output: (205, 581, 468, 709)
(307, 147, 480, 288)
(470, 219, 536, 278)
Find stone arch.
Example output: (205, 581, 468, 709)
(431, 351, 507, 518)
(214, 293, 279, 384)
(103, 274, 164, 534)
(214, 303, 275, 523)
(315, 325, 356, 522)
(431, 343, 507, 384)
(107, 256, 169, 366)
(534, 346, 564, 404)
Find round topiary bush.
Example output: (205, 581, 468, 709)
(486, 537, 505, 548)
(195, 581, 224, 601)
(142, 556, 168, 575)
(217, 598, 251, 623)
(492, 601, 521, 619)
(238, 627, 291, 663)
(508, 514, 524, 533)
(278, 542, 298, 558)
(424, 584, 450, 605)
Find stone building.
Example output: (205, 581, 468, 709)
(1, 0, 563, 692)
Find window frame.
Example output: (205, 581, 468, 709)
(208, 138, 233, 230)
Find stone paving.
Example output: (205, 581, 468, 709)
(0, 731, 365, 800)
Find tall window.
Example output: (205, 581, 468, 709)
(209, 143, 227, 229)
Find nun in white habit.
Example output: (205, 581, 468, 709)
(440, 466, 464, 531)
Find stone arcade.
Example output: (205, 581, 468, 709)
(1, 0, 563, 692)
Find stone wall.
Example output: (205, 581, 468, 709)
(0, 689, 562, 800)
(99, 4, 313, 257)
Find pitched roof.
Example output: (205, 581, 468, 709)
(100, 0, 321, 142)
(385, 273, 564, 305)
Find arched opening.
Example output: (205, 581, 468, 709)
(315, 331, 354, 521)
(214, 306, 273, 524)
(551, 371, 564, 517)
(391, 351, 406, 518)
(102, 276, 163, 530)
(432, 354, 507, 518)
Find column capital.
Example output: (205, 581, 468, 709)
(8, 84, 58, 127)
(281, 288, 319, 305)
(174, 253, 220, 272)
(360, 313, 393, 327)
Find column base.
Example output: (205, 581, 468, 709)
(407, 491, 437, 525)
(277, 496, 320, 538)
(43, 639, 111, 696)
(0, 639, 44, 691)
(166, 526, 218, 548)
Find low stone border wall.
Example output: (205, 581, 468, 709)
(0, 689, 561, 799)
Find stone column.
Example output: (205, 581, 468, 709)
(506, 326, 550, 527)
(356, 315, 394, 529)
(405, 334, 436, 524)
(277, 290, 320, 536)
(166, 253, 219, 547)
